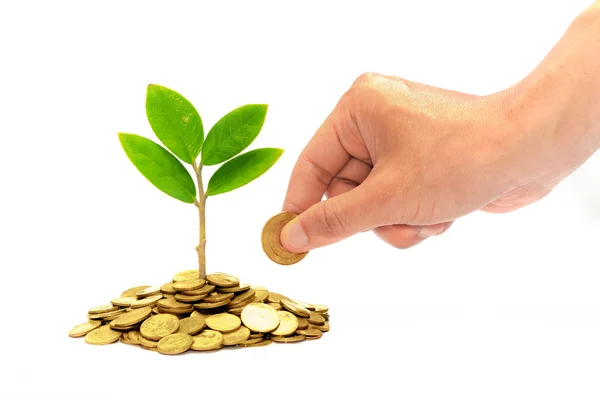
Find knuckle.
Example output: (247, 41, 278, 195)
(353, 72, 381, 86)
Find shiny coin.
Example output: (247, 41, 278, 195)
(84, 325, 122, 345)
(204, 292, 235, 303)
(271, 311, 299, 336)
(158, 298, 193, 311)
(267, 302, 282, 311)
(172, 270, 201, 282)
(280, 299, 311, 318)
(178, 316, 206, 335)
(157, 333, 193, 355)
(308, 311, 325, 325)
(140, 345, 158, 352)
(139, 335, 158, 348)
(160, 282, 177, 295)
(88, 304, 118, 315)
(251, 285, 267, 291)
(128, 330, 141, 345)
(152, 307, 160, 315)
(271, 334, 305, 343)
(312, 321, 330, 332)
(173, 279, 206, 292)
(182, 285, 215, 297)
(313, 304, 329, 314)
(110, 297, 137, 307)
(121, 285, 151, 298)
(296, 327, 322, 337)
(191, 330, 223, 351)
(249, 333, 264, 339)
(111, 306, 152, 327)
(222, 326, 250, 346)
(206, 273, 239, 288)
(292, 299, 315, 311)
(228, 296, 254, 310)
(131, 294, 163, 309)
(120, 332, 134, 345)
(174, 293, 208, 303)
(253, 290, 269, 303)
(194, 299, 230, 309)
(226, 306, 244, 316)
(88, 308, 126, 320)
(206, 313, 241, 333)
(297, 318, 309, 330)
(239, 337, 264, 346)
(241, 303, 280, 333)
(217, 283, 250, 293)
(261, 212, 308, 265)
(140, 314, 180, 341)
(228, 290, 256, 308)
(136, 286, 160, 298)
(267, 292, 289, 303)
(68, 320, 101, 338)
(243, 339, 272, 347)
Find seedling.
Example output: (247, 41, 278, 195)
(118, 84, 283, 279)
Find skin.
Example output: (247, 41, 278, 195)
(281, 1, 600, 252)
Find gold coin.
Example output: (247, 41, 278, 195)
(222, 326, 250, 346)
(160, 282, 177, 295)
(139, 335, 158, 348)
(227, 295, 255, 310)
(174, 293, 208, 303)
(226, 306, 245, 316)
(111, 306, 152, 327)
(157, 298, 193, 311)
(239, 337, 264, 346)
(308, 311, 325, 325)
(240, 303, 280, 333)
(140, 314, 180, 341)
(191, 330, 223, 351)
(84, 325, 122, 345)
(267, 292, 289, 303)
(280, 299, 311, 318)
(182, 284, 215, 296)
(253, 290, 269, 303)
(88, 304, 118, 314)
(292, 299, 315, 311)
(267, 302, 282, 311)
(249, 333, 264, 339)
(152, 307, 160, 315)
(271, 311, 299, 336)
(206, 273, 239, 288)
(203, 292, 234, 303)
(136, 286, 160, 298)
(172, 269, 201, 282)
(194, 299, 230, 309)
(243, 339, 272, 347)
(128, 330, 141, 345)
(131, 294, 163, 309)
(297, 318, 309, 330)
(296, 327, 322, 337)
(68, 320, 101, 338)
(312, 321, 330, 332)
(88, 309, 126, 320)
(120, 332, 134, 345)
(121, 285, 151, 298)
(251, 285, 268, 291)
(217, 283, 250, 293)
(261, 212, 308, 265)
(173, 279, 206, 292)
(110, 297, 137, 307)
(157, 333, 193, 355)
(228, 289, 256, 307)
(271, 334, 305, 343)
(178, 316, 206, 335)
(140, 345, 158, 352)
(313, 304, 328, 313)
(206, 313, 241, 333)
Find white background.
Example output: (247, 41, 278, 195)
(1, 0, 600, 398)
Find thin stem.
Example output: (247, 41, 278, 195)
(192, 160, 207, 279)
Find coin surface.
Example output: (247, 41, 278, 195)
(253, 290, 269, 303)
(88, 304, 118, 314)
(239, 337, 264, 346)
(110, 297, 137, 307)
(128, 330, 141, 345)
(178, 316, 206, 335)
(131, 294, 163, 309)
(296, 318, 309, 330)
(267, 303, 282, 311)
(280, 299, 311, 318)
(69, 320, 101, 338)
(172, 270, 201, 282)
(136, 286, 160, 298)
(296, 327, 322, 337)
(204, 292, 235, 303)
(175, 293, 208, 303)
(84, 325, 122, 345)
(139, 335, 158, 348)
(121, 285, 151, 298)
(261, 212, 308, 265)
(157, 333, 193, 355)
(271, 334, 305, 343)
(271, 311, 299, 336)
(182, 284, 215, 296)
(242, 339, 273, 347)
(267, 292, 289, 303)
(228, 289, 256, 307)
(241, 303, 280, 333)
(88, 309, 125, 320)
(194, 299, 230, 309)
(312, 321, 330, 332)
(111, 306, 152, 327)
(292, 299, 315, 311)
(206, 313, 241, 333)
(217, 283, 250, 293)
(191, 330, 223, 351)
(313, 304, 329, 313)
(173, 279, 206, 292)
(140, 314, 180, 341)
(160, 282, 177, 295)
(222, 326, 251, 346)
(308, 311, 325, 325)
(206, 273, 239, 288)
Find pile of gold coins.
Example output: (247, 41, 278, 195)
(69, 271, 329, 354)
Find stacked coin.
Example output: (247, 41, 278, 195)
(69, 270, 329, 354)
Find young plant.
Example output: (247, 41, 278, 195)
(118, 84, 283, 279)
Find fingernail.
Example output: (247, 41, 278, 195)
(281, 220, 309, 250)
(418, 225, 444, 239)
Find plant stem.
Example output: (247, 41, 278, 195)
(192, 161, 207, 279)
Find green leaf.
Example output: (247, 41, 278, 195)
(145, 84, 203, 164)
(201, 104, 268, 166)
(118, 133, 196, 203)
(206, 148, 283, 196)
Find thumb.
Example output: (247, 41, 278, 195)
(280, 179, 387, 252)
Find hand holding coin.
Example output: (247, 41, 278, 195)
(261, 212, 307, 265)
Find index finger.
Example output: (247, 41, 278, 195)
(282, 103, 353, 214)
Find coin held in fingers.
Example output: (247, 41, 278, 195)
(261, 212, 308, 265)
